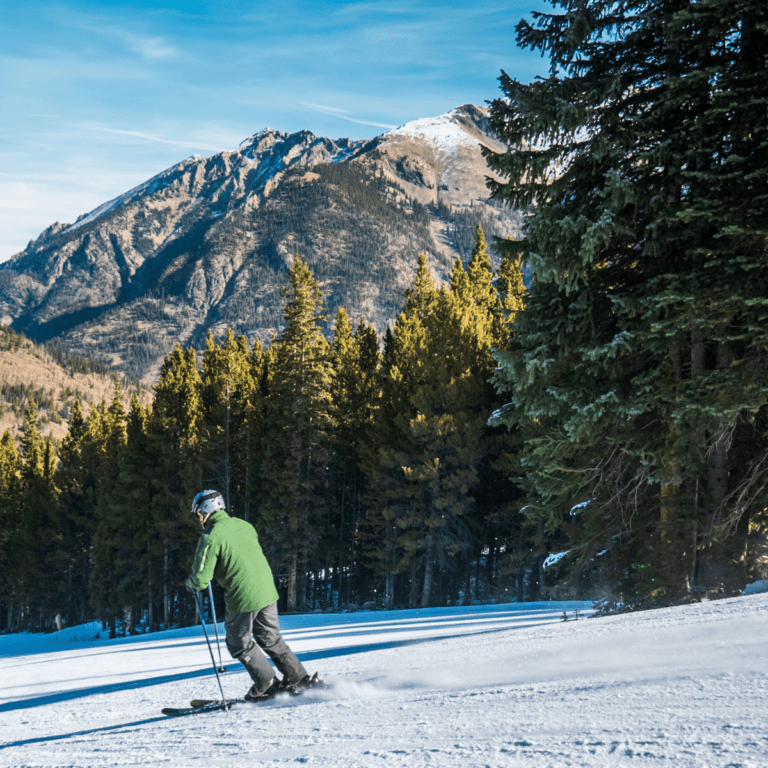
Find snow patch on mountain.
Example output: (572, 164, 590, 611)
(331, 146, 355, 163)
(387, 109, 476, 152)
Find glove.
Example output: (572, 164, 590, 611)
(184, 576, 199, 594)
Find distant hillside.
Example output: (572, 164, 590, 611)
(0, 327, 151, 444)
(0, 105, 521, 381)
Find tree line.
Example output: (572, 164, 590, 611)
(0, 227, 533, 635)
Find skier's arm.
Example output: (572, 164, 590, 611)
(187, 533, 218, 591)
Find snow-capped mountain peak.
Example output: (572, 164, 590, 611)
(384, 105, 500, 155)
(387, 109, 475, 151)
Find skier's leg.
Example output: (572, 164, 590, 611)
(251, 602, 308, 685)
(224, 609, 275, 693)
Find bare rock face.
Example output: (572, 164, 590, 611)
(0, 105, 521, 381)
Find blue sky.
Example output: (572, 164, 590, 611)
(0, 0, 552, 262)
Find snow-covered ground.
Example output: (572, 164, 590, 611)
(1, 596, 767, 767)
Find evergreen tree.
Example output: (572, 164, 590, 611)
(366, 254, 501, 607)
(363, 257, 436, 607)
(449, 256, 472, 306)
(200, 329, 254, 513)
(261, 257, 334, 611)
(0, 430, 21, 630)
(399, 287, 488, 608)
(56, 400, 103, 625)
(487, 0, 768, 601)
(90, 385, 130, 637)
(494, 250, 526, 344)
(329, 308, 359, 605)
(116, 395, 157, 632)
(149, 344, 203, 627)
(328, 310, 381, 606)
(18, 403, 62, 629)
(466, 224, 497, 318)
(239, 338, 267, 524)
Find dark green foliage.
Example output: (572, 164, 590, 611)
(147, 344, 204, 629)
(0, 215, 555, 634)
(259, 258, 334, 612)
(89, 387, 129, 636)
(7, 403, 64, 629)
(0, 430, 21, 625)
(56, 400, 97, 627)
(487, 0, 768, 604)
(327, 310, 382, 607)
(362, 247, 527, 608)
(200, 329, 257, 515)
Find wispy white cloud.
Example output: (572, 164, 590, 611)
(49, 5, 180, 60)
(302, 103, 397, 130)
(82, 125, 223, 152)
(127, 34, 177, 60)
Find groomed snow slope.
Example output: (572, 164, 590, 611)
(1, 596, 767, 767)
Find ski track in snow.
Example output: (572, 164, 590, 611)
(1, 597, 767, 767)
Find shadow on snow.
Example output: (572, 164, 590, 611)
(0, 624, 526, 720)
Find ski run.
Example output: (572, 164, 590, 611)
(1, 595, 767, 767)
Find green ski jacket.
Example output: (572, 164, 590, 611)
(188, 509, 279, 613)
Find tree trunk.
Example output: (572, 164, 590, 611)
(286, 549, 298, 612)
(163, 546, 170, 628)
(421, 528, 435, 608)
(698, 336, 747, 593)
(385, 514, 396, 610)
(147, 559, 154, 632)
(463, 554, 472, 605)
(486, 541, 496, 590)
(697, 511, 750, 594)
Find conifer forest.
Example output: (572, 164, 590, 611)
(1, 0, 767, 634)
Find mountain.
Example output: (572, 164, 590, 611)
(0, 105, 521, 381)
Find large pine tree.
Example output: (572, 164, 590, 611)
(0, 430, 21, 630)
(149, 344, 203, 626)
(90, 385, 129, 637)
(487, 0, 768, 601)
(366, 250, 513, 607)
(328, 309, 381, 606)
(18, 403, 62, 629)
(200, 329, 255, 513)
(261, 257, 334, 611)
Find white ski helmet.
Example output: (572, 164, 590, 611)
(191, 490, 225, 517)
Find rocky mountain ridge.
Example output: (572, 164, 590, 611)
(0, 105, 521, 381)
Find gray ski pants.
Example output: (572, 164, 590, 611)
(225, 602, 307, 693)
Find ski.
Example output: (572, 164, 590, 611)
(162, 700, 236, 717)
(189, 697, 246, 708)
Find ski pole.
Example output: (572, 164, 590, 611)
(193, 590, 229, 712)
(207, 582, 227, 673)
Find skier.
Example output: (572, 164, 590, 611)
(185, 489, 320, 701)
